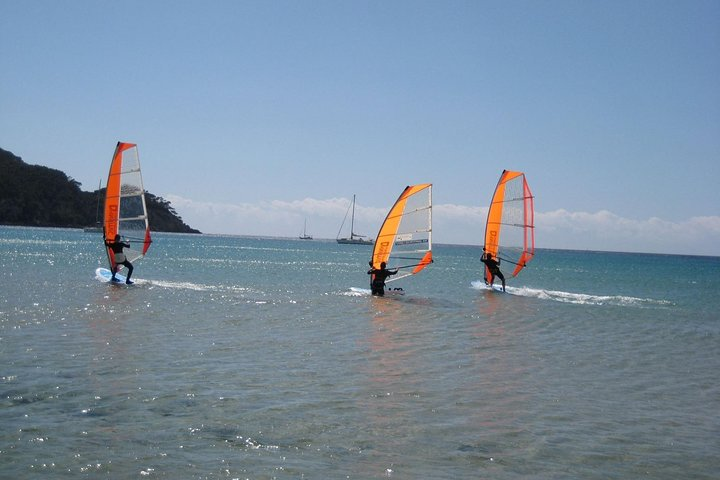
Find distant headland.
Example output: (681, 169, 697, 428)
(0, 147, 200, 234)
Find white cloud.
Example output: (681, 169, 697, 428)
(537, 209, 720, 255)
(165, 195, 720, 256)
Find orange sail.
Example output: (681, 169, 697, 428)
(103, 142, 152, 270)
(371, 183, 433, 283)
(483, 170, 534, 279)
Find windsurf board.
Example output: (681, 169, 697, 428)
(95, 267, 132, 284)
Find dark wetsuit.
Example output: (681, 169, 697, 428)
(105, 238, 134, 282)
(367, 266, 397, 296)
(481, 253, 505, 290)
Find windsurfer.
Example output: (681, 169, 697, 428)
(481, 248, 505, 292)
(367, 261, 398, 296)
(105, 234, 134, 284)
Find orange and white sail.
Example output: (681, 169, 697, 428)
(371, 183, 433, 283)
(483, 170, 534, 279)
(103, 142, 152, 269)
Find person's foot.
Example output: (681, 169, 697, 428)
(111, 277, 120, 282)
(126, 280, 134, 285)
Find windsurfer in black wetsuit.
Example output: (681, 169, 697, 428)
(105, 234, 134, 284)
(367, 261, 398, 296)
(481, 248, 505, 292)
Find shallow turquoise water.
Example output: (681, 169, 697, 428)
(1, 226, 718, 478)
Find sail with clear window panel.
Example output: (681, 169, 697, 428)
(371, 183, 433, 283)
(103, 142, 152, 270)
(483, 170, 534, 280)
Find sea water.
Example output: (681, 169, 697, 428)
(1, 226, 718, 479)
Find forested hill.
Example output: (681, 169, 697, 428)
(0, 147, 201, 233)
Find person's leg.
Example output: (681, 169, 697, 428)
(497, 271, 505, 291)
(124, 261, 134, 283)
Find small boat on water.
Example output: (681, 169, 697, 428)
(336, 194, 373, 245)
(84, 180, 103, 232)
(299, 218, 313, 240)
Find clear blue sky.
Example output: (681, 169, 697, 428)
(2, 1, 719, 255)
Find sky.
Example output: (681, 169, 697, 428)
(1, 0, 719, 255)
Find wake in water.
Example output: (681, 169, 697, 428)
(346, 287, 371, 296)
(471, 280, 672, 307)
(95, 270, 255, 294)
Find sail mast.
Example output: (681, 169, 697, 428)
(350, 195, 356, 239)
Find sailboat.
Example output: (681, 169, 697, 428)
(83, 180, 103, 232)
(299, 218, 313, 240)
(96, 142, 152, 281)
(336, 194, 373, 245)
(370, 184, 433, 289)
(483, 170, 534, 285)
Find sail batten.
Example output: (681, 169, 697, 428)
(371, 184, 433, 284)
(117, 214, 149, 222)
